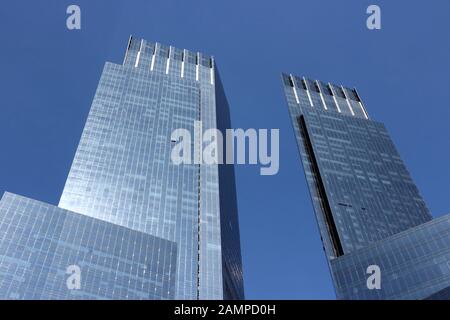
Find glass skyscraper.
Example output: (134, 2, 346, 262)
(0, 37, 244, 300)
(282, 73, 450, 299)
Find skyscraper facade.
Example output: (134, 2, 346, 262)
(0, 37, 244, 300)
(282, 73, 450, 299)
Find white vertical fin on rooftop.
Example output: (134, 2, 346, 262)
(359, 102, 369, 119)
(150, 43, 157, 71)
(210, 57, 215, 85)
(134, 51, 140, 68)
(181, 49, 186, 78)
(341, 86, 355, 116)
(302, 77, 314, 107)
(290, 74, 300, 104)
(123, 35, 132, 65)
(328, 83, 341, 113)
(353, 88, 369, 119)
(316, 80, 328, 110)
(195, 52, 199, 81)
(134, 39, 143, 68)
(166, 46, 172, 74)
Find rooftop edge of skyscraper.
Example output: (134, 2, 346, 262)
(282, 72, 370, 119)
(123, 35, 215, 85)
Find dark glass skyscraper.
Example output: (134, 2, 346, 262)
(0, 37, 244, 300)
(282, 73, 450, 299)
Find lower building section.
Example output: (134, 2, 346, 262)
(331, 214, 450, 300)
(424, 285, 450, 300)
(0, 192, 176, 300)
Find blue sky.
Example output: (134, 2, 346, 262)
(0, 1, 449, 299)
